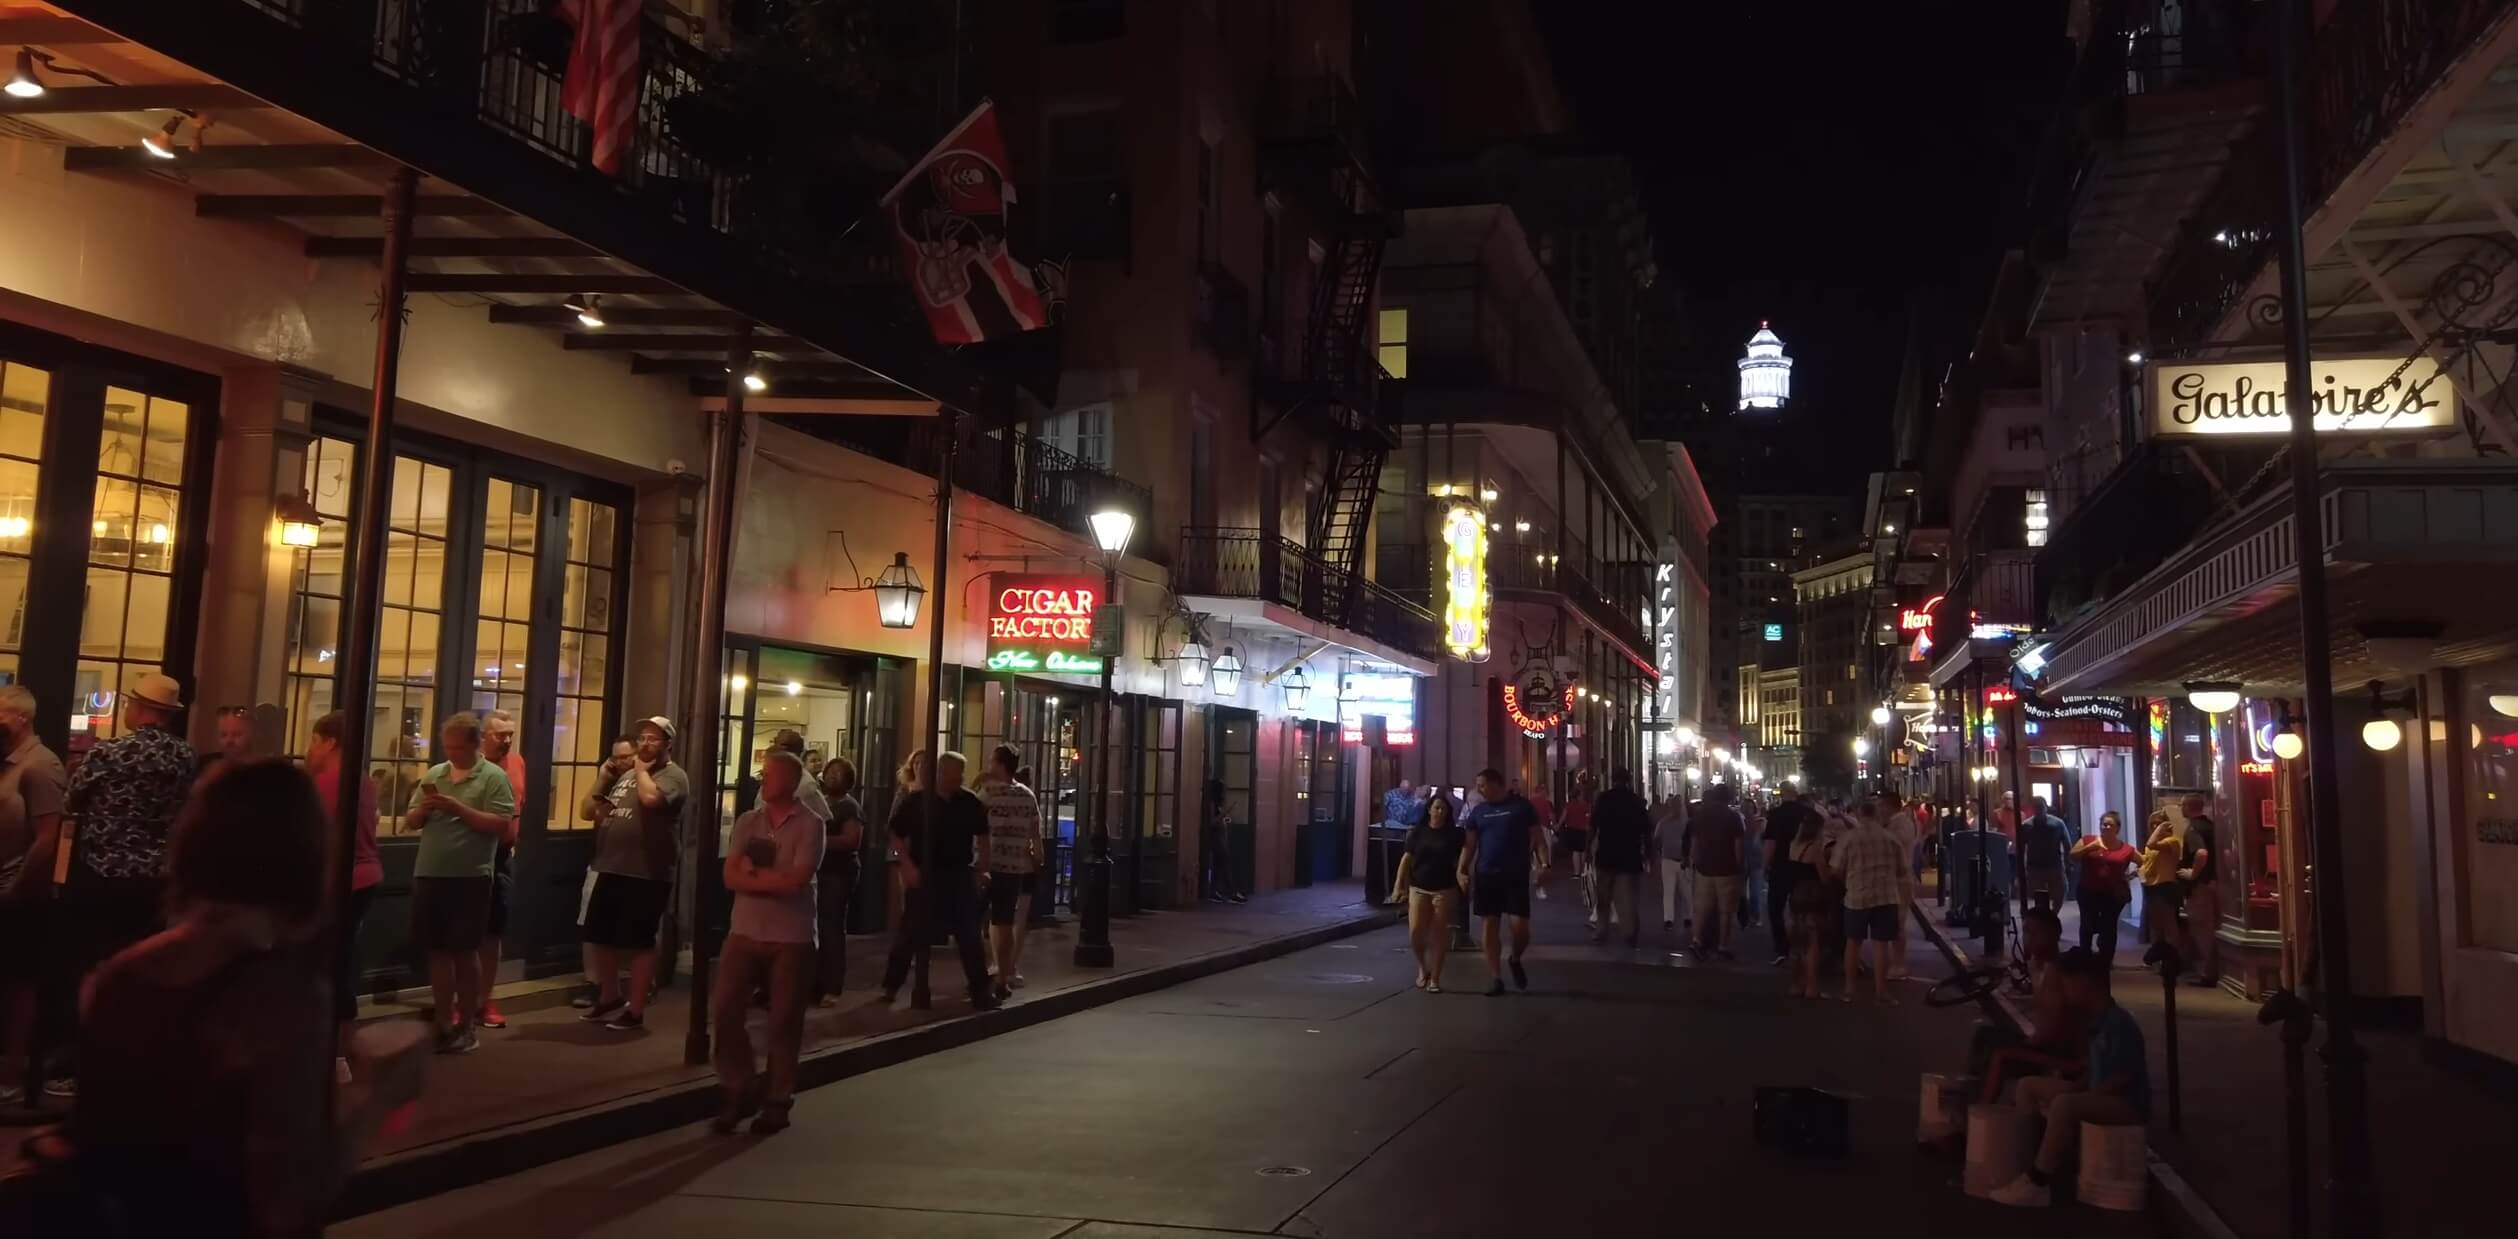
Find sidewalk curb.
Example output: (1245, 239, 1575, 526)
(1907, 901, 2243, 1239)
(339, 905, 1401, 1219)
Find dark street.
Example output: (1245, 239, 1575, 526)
(340, 893, 2153, 1238)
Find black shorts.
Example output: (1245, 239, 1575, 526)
(410, 876, 494, 954)
(1843, 903, 1900, 942)
(486, 865, 513, 938)
(1471, 872, 1531, 919)
(986, 871, 1031, 926)
(582, 873, 670, 951)
(2144, 882, 2185, 918)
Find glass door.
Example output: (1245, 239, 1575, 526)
(1132, 697, 1182, 909)
(1211, 706, 1257, 895)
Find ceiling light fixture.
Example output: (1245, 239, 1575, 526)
(141, 115, 184, 159)
(2184, 681, 2242, 715)
(2362, 680, 2415, 753)
(566, 294, 605, 329)
(7, 49, 45, 99)
(743, 370, 769, 394)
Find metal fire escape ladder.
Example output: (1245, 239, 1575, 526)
(1302, 193, 1392, 629)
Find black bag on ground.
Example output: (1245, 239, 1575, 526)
(1752, 1085, 1850, 1156)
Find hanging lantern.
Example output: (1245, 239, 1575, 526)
(1176, 639, 1209, 688)
(1210, 646, 1244, 697)
(1282, 664, 1311, 713)
(872, 552, 925, 629)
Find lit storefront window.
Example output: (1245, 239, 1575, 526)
(80, 387, 189, 741)
(2464, 668, 2518, 953)
(2024, 488, 2050, 548)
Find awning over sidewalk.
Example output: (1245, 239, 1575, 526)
(2040, 461, 2518, 696)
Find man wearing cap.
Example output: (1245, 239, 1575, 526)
(581, 716, 689, 1032)
(52, 673, 196, 1092)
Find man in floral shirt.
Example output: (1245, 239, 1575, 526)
(56, 672, 198, 1093)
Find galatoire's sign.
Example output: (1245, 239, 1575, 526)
(2147, 356, 2457, 438)
(986, 574, 1104, 674)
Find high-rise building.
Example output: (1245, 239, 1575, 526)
(1737, 322, 1793, 410)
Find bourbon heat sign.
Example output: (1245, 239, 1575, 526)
(986, 575, 1104, 674)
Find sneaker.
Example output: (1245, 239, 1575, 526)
(1509, 959, 1528, 991)
(1771, 954, 1790, 967)
(437, 1025, 480, 1055)
(0, 1084, 21, 1106)
(1229, 893, 1246, 903)
(1988, 1175, 2051, 1207)
(1205, 894, 1227, 903)
(1535, 886, 1549, 901)
(569, 992, 598, 1010)
(578, 998, 624, 1022)
(604, 1009, 645, 1032)
(751, 1100, 792, 1135)
(968, 991, 1003, 1011)
(42, 1078, 75, 1099)
(711, 1086, 760, 1135)
(1008, 973, 1027, 990)
(477, 1003, 508, 1030)
(1427, 981, 1443, 994)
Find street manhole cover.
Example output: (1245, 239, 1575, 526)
(1257, 1165, 1313, 1178)
(1304, 973, 1374, 985)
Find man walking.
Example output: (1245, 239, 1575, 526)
(1686, 784, 1746, 959)
(979, 745, 1042, 1000)
(1460, 768, 1544, 996)
(1836, 796, 1907, 1005)
(1651, 793, 1691, 936)
(711, 750, 823, 1135)
(2016, 796, 2069, 912)
(0, 686, 66, 1105)
(2177, 793, 2222, 987)
(1761, 782, 1819, 965)
(404, 712, 517, 1054)
(882, 752, 997, 1009)
(474, 708, 526, 1030)
(1587, 768, 1649, 947)
(580, 716, 688, 1032)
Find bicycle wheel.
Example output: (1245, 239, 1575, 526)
(1925, 965, 2003, 1008)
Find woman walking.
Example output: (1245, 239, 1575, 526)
(1786, 805, 1833, 998)
(1389, 793, 1467, 991)
(2137, 808, 2183, 947)
(2070, 811, 2140, 968)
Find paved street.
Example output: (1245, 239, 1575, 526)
(341, 889, 2157, 1237)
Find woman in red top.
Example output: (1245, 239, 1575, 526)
(2069, 812, 2141, 968)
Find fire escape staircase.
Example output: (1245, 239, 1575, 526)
(1296, 208, 1393, 631)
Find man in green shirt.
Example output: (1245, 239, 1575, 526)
(403, 712, 516, 1055)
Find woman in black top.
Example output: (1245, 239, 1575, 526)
(1389, 793, 1467, 992)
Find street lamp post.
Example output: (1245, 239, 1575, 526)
(2272, 1, 2374, 1228)
(1074, 500, 1135, 969)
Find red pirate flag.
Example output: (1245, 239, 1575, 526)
(883, 101, 1050, 344)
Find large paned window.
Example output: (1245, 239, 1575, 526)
(80, 387, 188, 740)
(0, 361, 46, 686)
(470, 477, 540, 721)
(281, 435, 357, 758)
(551, 496, 618, 829)
(2461, 666, 2518, 953)
(374, 456, 452, 816)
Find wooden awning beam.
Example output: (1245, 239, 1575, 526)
(406, 273, 677, 294)
(198, 194, 506, 218)
(0, 16, 119, 42)
(306, 235, 598, 259)
(0, 83, 261, 113)
(64, 143, 392, 170)
(486, 304, 748, 328)
(562, 333, 811, 354)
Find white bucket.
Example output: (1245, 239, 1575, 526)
(1963, 1103, 2035, 1198)
(2076, 1121, 2149, 1212)
(1917, 1072, 1974, 1143)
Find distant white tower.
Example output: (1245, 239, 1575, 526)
(1737, 321, 1792, 411)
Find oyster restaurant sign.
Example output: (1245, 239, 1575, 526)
(2148, 357, 2455, 438)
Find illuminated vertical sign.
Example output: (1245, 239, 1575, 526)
(1442, 504, 1490, 661)
(1654, 562, 1677, 719)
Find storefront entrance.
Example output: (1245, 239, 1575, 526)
(0, 322, 216, 760)
(1293, 719, 1351, 885)
(1210, 706, 1258, 894)
(715, 641, 904, 936)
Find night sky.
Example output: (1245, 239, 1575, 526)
(1539, 1, 2073, 490)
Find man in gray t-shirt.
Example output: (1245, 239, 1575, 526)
(711, 750, 824, 1134)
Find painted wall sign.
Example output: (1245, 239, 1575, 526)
(985, 574, 1105, 674)
(2148, 356, 2456, 438)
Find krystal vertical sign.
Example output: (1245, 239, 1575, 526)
(2147, 356, 2456, 438)
(986, 574, 1104, 674)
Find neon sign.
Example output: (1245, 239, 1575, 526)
(1986, 685, 2017, 707)
(2239, 761, 2274, 776)
(985, 574, 1104, 676)
(1504, 680, 1575, 739)
(1441, 504, 1490, 661)
(1900, 594, 1944, 631)
(1340, 673, 1418, 746)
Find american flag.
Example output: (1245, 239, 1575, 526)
(559, 0, 641, 176)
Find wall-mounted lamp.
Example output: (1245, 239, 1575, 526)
(275, 488, 323, 549)
(871, 552, 924, 629)
(1281, 664, 1312, 713)
(1174, 639, 1209, 688)
(1209, 647, 1244, 697)
(2271, 707, 2305, 762)
(2362, 680, 2415, 752)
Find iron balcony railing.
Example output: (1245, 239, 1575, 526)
(2034, 438, 2276, 627)
(1175, 528, 1440, 662)
(2149, 0, 2518, 354)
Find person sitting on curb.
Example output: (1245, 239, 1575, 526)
(1990, 947, 2151, 1207)
(1969, 906, 2083, 1105)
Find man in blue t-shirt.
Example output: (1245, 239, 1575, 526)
(1459, 767, 1547, 997)
(1991, 948, 2151, 1207)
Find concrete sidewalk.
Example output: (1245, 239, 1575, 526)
(1912, 879, 2516, 1239)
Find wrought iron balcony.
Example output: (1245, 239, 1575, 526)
(2148, 0, 2518, 355)
(1176, 528, 1440, 662)
(2035, 438, 2276, 627)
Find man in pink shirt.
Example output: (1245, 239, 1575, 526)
(308, 711, 379, 1084)
(477, 709, 527, 1030)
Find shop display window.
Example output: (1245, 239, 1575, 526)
(2461, 665, 2518, 953)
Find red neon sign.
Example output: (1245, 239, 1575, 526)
(1900, 594, 1945, 632)
(2238, 761, 2274, 776)
(1986, 685, 2018, 707)
(987, 578, 1099, 645)
(1502, 683, 1576, 738)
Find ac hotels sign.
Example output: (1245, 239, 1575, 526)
(2147, 356, 2457, 438)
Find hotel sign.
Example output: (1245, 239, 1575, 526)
(985, 574, 1104, 674)
(2148, 356, 2456, 438)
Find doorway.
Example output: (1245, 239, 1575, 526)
(1293, 719, 1351, 884)
(716, 640, 902, 937)
(1210, 706, 1258, 894)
